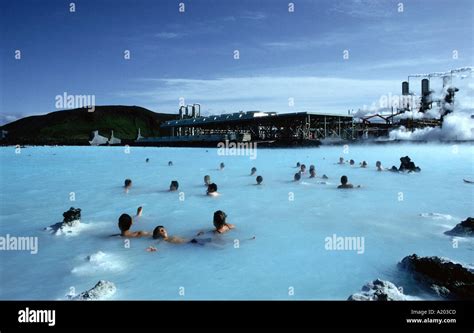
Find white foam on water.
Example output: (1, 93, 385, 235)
(71, 251, 125, 276)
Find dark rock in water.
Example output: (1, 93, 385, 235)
(398, 254, 474, 299)
(63, 207, 81, 225)
(445, 217, 474, 237)
(70, 280, 116, 300)
(399, 156, 421, 172)
(348, 279, 409, 301)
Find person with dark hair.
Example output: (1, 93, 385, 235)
(360, 161, 368, 168)
(309, 165, 315, 172)
(294, 172, 301, 181)
(322, 174, 329, 180)
(118, 213, 149, 237)
(337, 175, 359, 189)
(204, 175, 211, 186)
(219, 162, 225, 170)
(309, 169, 316, 178)
(213, 210, 234, 234)
(349, 160, 355, 166)
(251, 167, 257, 176)
(146, 158, 149, 163)
(296, 162, 301, 168)
(375, 161, 383, 171)
(152, 226, 187, 244)
(136, 206, 143, 217)
(300, 164, 307, 173)
(124, 179, 132, 190)
(389, 165, 399, 172)
(207, 183, 219, 196)
(338, 157, 345, 164)
(256, 175, 263, 185)
(169, 180, 179, 191)
(168, 161, 173, 166)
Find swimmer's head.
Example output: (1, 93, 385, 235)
(300, 164, 306, 172)
(322, 174, 328, 179)
(204, 175, 211, 185)
(256, 175, 263, 184)
(124, 179, 132, 188)
(152, 225, 167, 239)
(309, 165, 315, 171)
(118, 214, 133, 233)
(376, 161, 381, 167)
(296, 162, 301, 167)
(146, 158, 149, 163)
(349, 160, 355, 165)
(213, 210, 227, 229)
(340, 175, 348, 185)
(339, 157, 344, 163)
(361, 161, 367, 167)
(207, 183, 218, 194)
(220, 162, 225, 169)
(294, 172, 301, 181)
(137, 206, 143, 216)
(310, 169, 316, 177)
(170, 180, 179, 191)
(251, 167, 257, 175)
(168, 161, 173, 166)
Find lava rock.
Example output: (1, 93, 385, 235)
(399, 156, 420, 172)
(444, 217, 474, 237)
(348, 279, 409, 301)
(398, 254, 474, 299)
(62, 207, 81, 226)
(71, 280, 116, 300)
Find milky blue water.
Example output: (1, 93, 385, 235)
(0, 144, 473, 300)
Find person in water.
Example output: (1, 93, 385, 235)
(337, 175, 359, 189)
(361, 161, 368, 168)
(309, 165, 315, 172)
(296, 162, 301, 168)
(375, 161, 383, 171)
(124, 179, 132, 189)
(300, 164, 307, 173)
(338, 157, 345, 164)
(146, 158, 149, 163)
(207, 183, 219, 196)
(136, 206, 143, 217)
(256, 175, 263, 185)
(322, 174, 329, 180)
(251, 167, 257, 176)
(118, 213, 150, 238)
(168, 161, 173, 166)
(213, 210, 234, 234)
(152, 226, 187, 244)
(204, 175, 211, 186)
(294, 172, 301, 181)
(169, 180, 179, 191)
(220, 162, 225, 170)
(349, 160, 355, 166)
(309, 169, 316, 178)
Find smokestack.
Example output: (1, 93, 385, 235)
(179, 106, 184, 119)
(194, 103, 201, 117)
(421, 79, 430, 96)
(402, 81, 409, 95)
(442, 76, 452, 88)
(192, 105, 196, 118)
